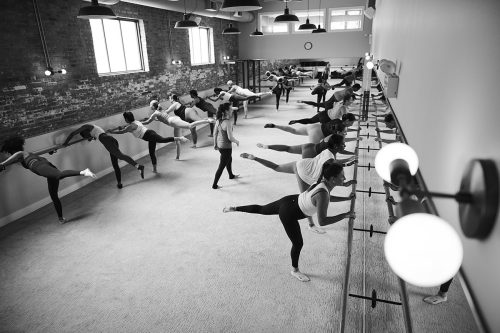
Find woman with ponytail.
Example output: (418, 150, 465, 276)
(223, 160, 355, 282)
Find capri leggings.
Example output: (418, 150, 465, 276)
(272, 83, 283, 110)
(141, 130, 175, 165)
(99, 133, 137, 184)
(213, 148, 234, 187)
(234, 194, 307, 268)
(291, 110, 331, 125)
(30, 160, 82, 218)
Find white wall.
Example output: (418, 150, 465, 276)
(238, 0, 371, 60)
(0, 95, 215, 227)
(372, 0, 500, 330)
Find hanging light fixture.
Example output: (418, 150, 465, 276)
(298, 0, 316, 30)
(250, 14, 264, 37)
(311, 0, 326, 33)
(222, 23, 241, 35)
(274, 2, 299, 23)
(221, 0, 262, 12)
(175, 0, 199, 29)
(77, 0, 116, 19)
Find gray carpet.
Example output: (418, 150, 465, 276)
(0, 80, 478, 332)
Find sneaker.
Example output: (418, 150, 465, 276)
(256, 143, 267, 149)
(308, 225, 326, 234)
(81, 168, 96, 178)
(138, 165, 145, 179)
(223, 206, 235, 213)
(291, 270, 310, 282)
(240, 153, 255, 160)
(264, 123, 275, 128)
(58, 217, 67, 224)
(229, 174, 240, 179)
(212, 185, 221, 189)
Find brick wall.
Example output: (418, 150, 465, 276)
(0, 0, 239, 143)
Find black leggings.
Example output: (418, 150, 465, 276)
(142, 130, 175, 165)
(229, 95, 254, 125)
(235, 194, 306, 268)
(291, 111, 331, 125)
(272, 84, 283, 110)
(99, 134, 137, 184)
(31, 161, 82, 218)
(213, 148, 234, 186)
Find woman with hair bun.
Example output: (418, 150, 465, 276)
(223, 161, 355, 282)
(0, 135, 97, 223)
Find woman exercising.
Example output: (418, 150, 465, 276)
(223, 160, 355, 281)
(226, 81, 272, 119)
(108, 111, 188, 173)
(208, 88, 257, 125)
(256, 133, 355, 159)
(188, 90, 217, 136)
(289, 95, 355, 125)
(212, 103, 240, 189)
(263, 71, 292, 112)
(0, 135, 96, 223)
(144, 100, 213, 158)
(299, 84, 361, 113)
(163, 95, 214, 148)
(63, 124, 144, 188)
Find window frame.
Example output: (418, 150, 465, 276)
(327, 6, 364, 32)
(188, 26, 215, 66)
(291, 9, 326, 34)
(259, 12, 291, 35)
(89, 17, 148, 76)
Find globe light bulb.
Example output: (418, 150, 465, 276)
(367, 61, 374, 69)
(384, 213, 463, 287)
(375, 143, 419, 183)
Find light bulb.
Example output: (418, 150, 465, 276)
(60, 69, 67, 75)
(44, 69, 52, 76)
(366, 61, 374, 69)
(365, 54, 371, 61)
(374, 143, 419, 183)
(384, 213, 463, 287)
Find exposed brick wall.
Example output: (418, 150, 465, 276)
(0, 0, 239, 143)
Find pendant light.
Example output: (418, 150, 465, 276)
(77, 0, 116, 19)
(298, 0, 316, 30)
(250, 14, 264, 36)
(222, 23, 241, 35)
(311, 0, 326, 33)
(274, 2, 299, 23)
(221, 0, 262, 12)
(175, 0, 199, 29)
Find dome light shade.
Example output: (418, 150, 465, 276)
(222, 24, 241, 35)
(298, 18, 317, 30)
(77, 0, 116, 19)
(384, 213, 463, 287)
(274, 7, 299, 23)
(250, 28, 264, 36)
(312, 25, 326, 33)
(375, 143, 419, 184)
(175, 14, 199, 29)
(221, 0, 262, 12)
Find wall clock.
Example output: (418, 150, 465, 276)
(304, 42, 313, 50)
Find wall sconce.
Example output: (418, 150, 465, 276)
(45, 67, 67, 76)
(171, 60, 183, 66)
(375, 143, 499, 286)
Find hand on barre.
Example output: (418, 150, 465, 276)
(343, 179, 357, 187)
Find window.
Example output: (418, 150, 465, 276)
(259, 13, 289, 34)
(292, 10, 325, 33)
(89, 18, 147, 75)
(329, 7, 364, 31)
(189, 27, 215, 66)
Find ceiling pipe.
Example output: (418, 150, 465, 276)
(83, 0, 255, 22)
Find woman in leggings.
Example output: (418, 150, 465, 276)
(240, 142, 356, 234)
(226, 81, 272, 119)
(63, 124, 144, 189)
(223, 161, 355, 281)
(212, 103, 240, 189)
(290, 95, 355, 125)
(188, 90, 217, 136)
(144, 100, 213, 158)
(108, 111, 188, 173)
(164, 95, 213, 148)
(263, 71, 292, 112)
(256, 133, 355, 159)
(0, 136, 96, 223)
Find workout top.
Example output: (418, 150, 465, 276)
(89, 125, 105, 139)
(131, 120, 148, 139)
(333, 87, 354, 101)
(194, 98, 216, 113)
(21, 153, 47, 170)
(296, 149, 334, 185)
(173, 103, 186, 120)
(329, 104, 347, 120)
(216, 120, 232, 149)
(151, 110, 171, 124)
(298, 183, 329, 217)
(314, 140, 330, 155)
(219, 92, 232, 103)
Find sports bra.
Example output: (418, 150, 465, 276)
(131, 120, 148, 139)
(298, 183, 329, 217)
(174, 104, 186, 120)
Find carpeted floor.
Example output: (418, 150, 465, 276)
(0, 79, 478, 332)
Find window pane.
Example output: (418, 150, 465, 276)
(346, 21, 361, 29)
(200, 28, 209, 64)
(331, 10, 346, 16)
(89, 19, 110, 74)
(260, 13, 289, 33)
(331, 21, 345, 30)
(189, 27, 214, 65)
(120, 21, 142, 71)
(347, 10, 362, 15)
(102, 20, 126, 72)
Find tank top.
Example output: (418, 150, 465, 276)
(296, 149, 334, 185)
(298, 183, 329, 217)
(153, 110, 170, 124)
(21, 153, 46, 170)
(216, 120, 232, 149)
(131, 120, 148, 139)
(89, 125, 105, 139)
(174, 103, 186, 120)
